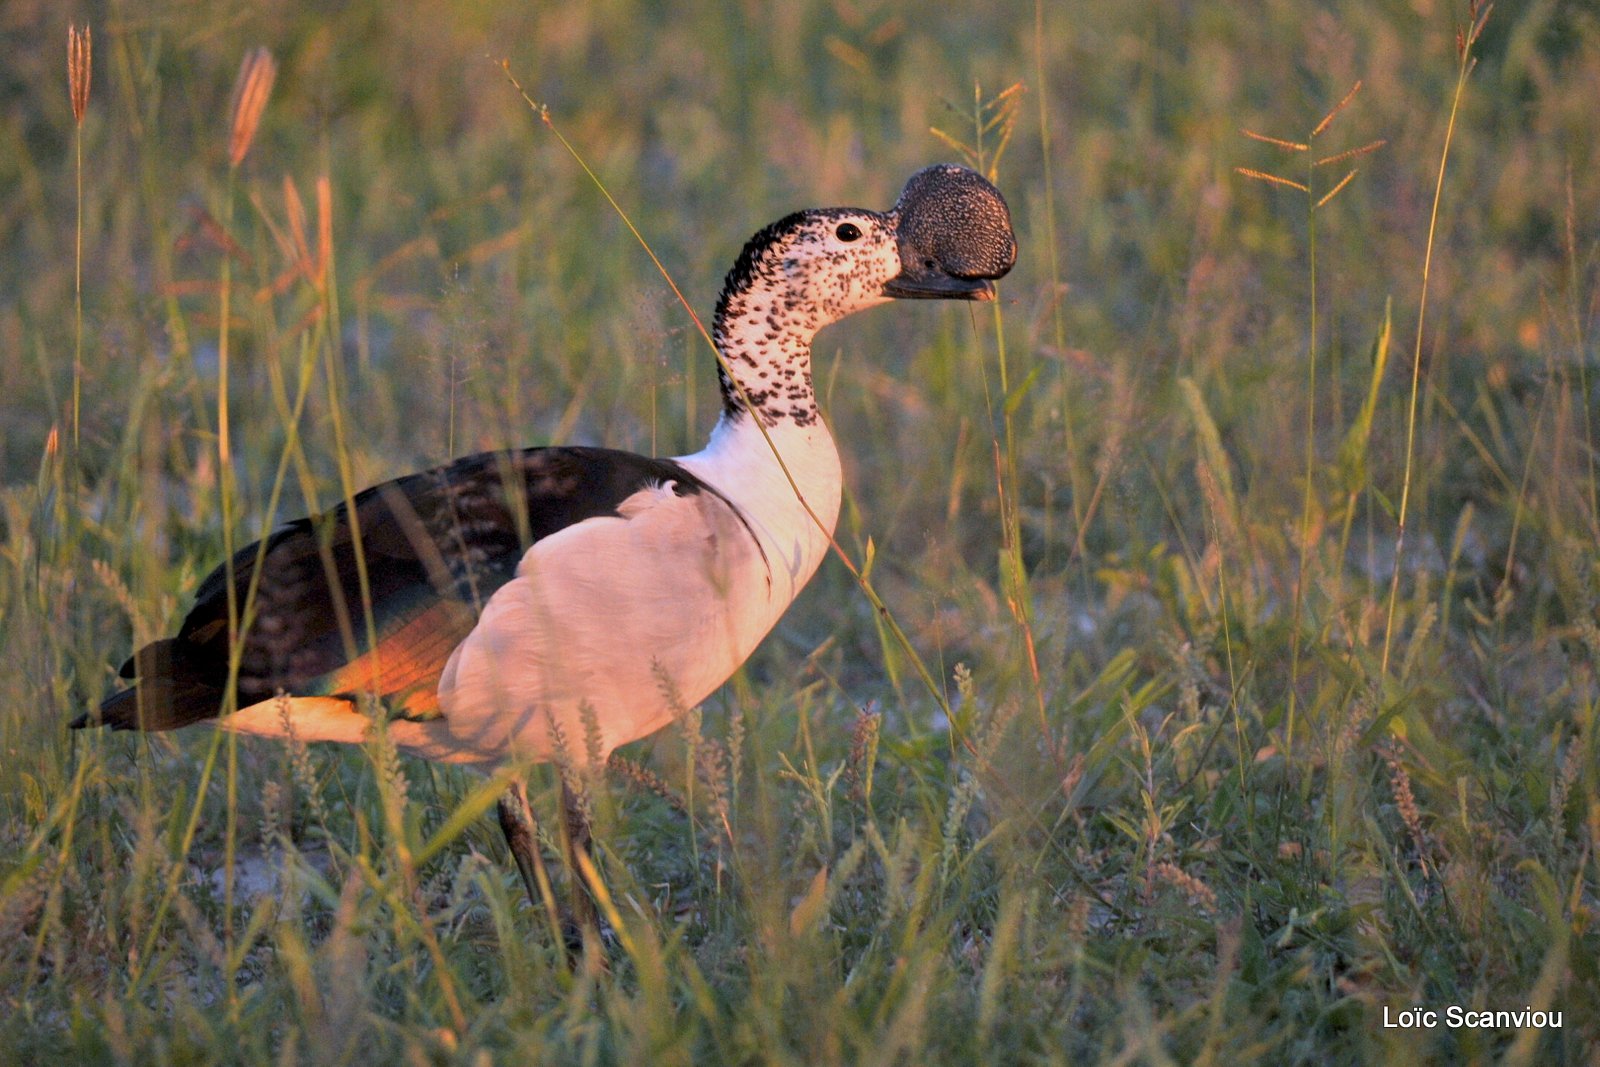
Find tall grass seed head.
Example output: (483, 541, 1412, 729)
(68, 24, 91, 126)
(229, 47, 277, 167)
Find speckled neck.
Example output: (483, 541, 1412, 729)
(711, 290, 823, 429)
(711, 208, 889, 429)
(711, 213, 820, 429)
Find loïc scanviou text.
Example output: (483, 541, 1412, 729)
(1382, 1006, 1562, 1029)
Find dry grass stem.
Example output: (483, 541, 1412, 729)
(1380, 5, 1489, 680)
(1150, 860, 1218, 912)
(1459, 2, 1494, 57)
(68, 24, 91, 125)
(1235, 167, 1309, 193)
(1312, 80, 1362, 137)
(68, 23, 91, 450)
(1315, 169, 1359, 209)
(844, 707, 881, 804)
(607, 753, 685, 811)
(1380, 743, 1429, 864)
(930, 81, 1025, 181)
(1241, 129, 1307, 152)
(284, 175, 314, 278)
(1315, 139, 1388, 167)
(229, 47, 277, 167)
(315, 173, 333, 286)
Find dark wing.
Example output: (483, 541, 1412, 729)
(84, 446, 713, 730)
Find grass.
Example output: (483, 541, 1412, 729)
(1, 0, 1597, 1062)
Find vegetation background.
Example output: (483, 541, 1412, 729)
(1, 0, 1596, 1062)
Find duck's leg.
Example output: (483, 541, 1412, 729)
(496, 779, 568, 945)
(559, 778, 602, 945)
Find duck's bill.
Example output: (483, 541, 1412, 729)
(883, 270, 997, 301)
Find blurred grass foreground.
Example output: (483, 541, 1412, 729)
(1, 0, 1597, 1063)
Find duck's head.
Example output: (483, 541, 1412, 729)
(715, 165, 1016, 333)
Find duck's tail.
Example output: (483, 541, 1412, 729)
(78, 640, 477, 765)
(74, 638, 226, 732)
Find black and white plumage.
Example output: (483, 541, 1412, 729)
(92, 447, 744, 747)
(77, 164, 1016, 929)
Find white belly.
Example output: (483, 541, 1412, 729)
(436, 418, 841, 766)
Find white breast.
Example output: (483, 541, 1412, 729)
(435, 416, 842, 766)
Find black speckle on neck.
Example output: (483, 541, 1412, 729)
(712, 211, 820, 428)
(713, 210, 812, 326)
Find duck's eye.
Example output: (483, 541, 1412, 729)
(835, 222, 863, 242)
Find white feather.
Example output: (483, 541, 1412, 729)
(433, 416, 840, 766)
